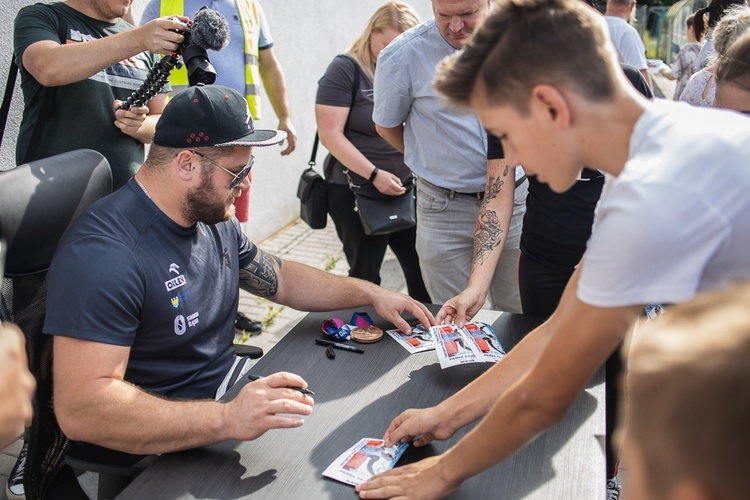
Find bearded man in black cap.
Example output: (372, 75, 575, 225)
(43, 85, 435, 466)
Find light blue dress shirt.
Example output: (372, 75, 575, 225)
(373, 19, 488, 192)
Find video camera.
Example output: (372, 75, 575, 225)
(120, 7, 229, 110)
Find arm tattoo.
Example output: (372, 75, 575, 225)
(482, 165, 508, 207)
(239, 248, 283, 299)
(473, 210, 504, 266)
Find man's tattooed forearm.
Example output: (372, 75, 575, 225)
(239, 249, 282, 298)
(473, 210, 503, 266)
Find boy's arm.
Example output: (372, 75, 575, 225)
(360, 268, 642, 499)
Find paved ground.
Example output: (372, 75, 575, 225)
(1, 72, 675, 497)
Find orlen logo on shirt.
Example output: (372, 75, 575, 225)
(164, 275, 187, 291)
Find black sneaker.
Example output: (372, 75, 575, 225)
(6, 442, 27, 500)
(235, 312, 262, 334)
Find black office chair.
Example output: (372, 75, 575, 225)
(0, 149, 112, 499)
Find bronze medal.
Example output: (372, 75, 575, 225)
(350, 326, 383, 344)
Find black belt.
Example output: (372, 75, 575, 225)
(419, 175, 527, 201)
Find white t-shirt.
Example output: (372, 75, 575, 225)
(604, 16, 648, 70)
(578, 100, 750, 307)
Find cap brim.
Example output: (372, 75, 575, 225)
(215, 129, 287, 147)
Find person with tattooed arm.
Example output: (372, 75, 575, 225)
(373, 0, 527, 312)
(42, 85, 435, 471)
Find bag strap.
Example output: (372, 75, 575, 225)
(314, 54, 361, 179)
(0, 61, 19, 148)
(1, 3, 68, 163)
(308, 132, 319, 168)
(340, 56, 362, 185)
(342, 55, 360, 131)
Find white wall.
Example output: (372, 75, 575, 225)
(1, 0, 434, 242)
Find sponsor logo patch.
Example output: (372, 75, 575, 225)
(187, 312, 200, 328)
(174, 315, 186, 335)
(164, 275, 186, 291)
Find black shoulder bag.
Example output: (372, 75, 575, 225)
(296, 131, 328, 229)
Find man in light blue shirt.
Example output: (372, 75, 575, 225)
(373, 0, 526, 312)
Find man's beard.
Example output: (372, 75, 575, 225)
(182, 172, 236, 225)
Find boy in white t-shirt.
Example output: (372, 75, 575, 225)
(356, 0, 750, 498)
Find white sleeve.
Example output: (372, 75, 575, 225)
(577, 182, 729, 307)
(618, 29, 648, 70)
(372, 47, 411, 127)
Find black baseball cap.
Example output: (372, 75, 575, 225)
(152, 84, 286, 148)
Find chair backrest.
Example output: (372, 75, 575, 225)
(0, 149, 112, 499)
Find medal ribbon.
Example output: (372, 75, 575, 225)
(321, 312, 375, 340)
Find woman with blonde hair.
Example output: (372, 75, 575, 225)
(315, 2, 429, 300)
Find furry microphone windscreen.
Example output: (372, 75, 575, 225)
(192, 8, 230, 51)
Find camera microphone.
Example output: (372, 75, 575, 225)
(120, 8, 230, 110)
(191, 8, 230, 51)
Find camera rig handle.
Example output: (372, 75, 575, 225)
(119, 52, 181, 111)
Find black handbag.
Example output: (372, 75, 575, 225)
(351, 181, 417, 236)
(297, 132, 328, 229)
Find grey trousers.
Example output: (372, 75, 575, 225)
(415, 178, 527, 313)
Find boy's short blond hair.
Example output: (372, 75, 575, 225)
(627, 283, 750, 500)
(433, 0, 622, 114)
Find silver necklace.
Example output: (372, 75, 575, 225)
(134, 175, 152, 200)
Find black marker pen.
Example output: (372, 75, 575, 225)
(246, 374, 315, 395)
(315, 338, 365, 354)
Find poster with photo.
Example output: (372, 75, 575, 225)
(432, 324, 484, 369)
(323, 438, 409, 486)
(431, 322, 507, 369)
(386, 325, 435, 353)
(464, 322, 506, 363)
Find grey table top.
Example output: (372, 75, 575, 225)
(119, 307, 604, 499)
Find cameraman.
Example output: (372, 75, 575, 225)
(12, 0, 187, 190)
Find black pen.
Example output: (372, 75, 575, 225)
(315, 338, 365, 354)
(246, 374, 315, 395)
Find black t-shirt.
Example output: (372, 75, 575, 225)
(44, 179, 256, 399)
(315, 54, 412, 186)
(13, 3, 168, 189)
(486, 64, 652, 267)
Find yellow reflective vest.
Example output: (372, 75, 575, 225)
(159, 0, 263, 119)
